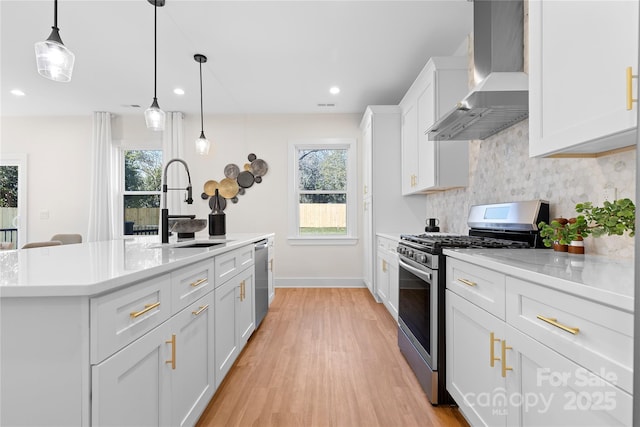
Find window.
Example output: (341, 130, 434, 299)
(123, 150, 162, 235)
(288, 139, 357, 244)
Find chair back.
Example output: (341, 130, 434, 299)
(22, 241, 63, 249)
(50, 234, 82, 245)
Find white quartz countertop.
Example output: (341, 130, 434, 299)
(0, 233, 273, 298)
(443, 248, 634, 312)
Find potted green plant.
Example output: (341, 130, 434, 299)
(538, 198, 635, 253)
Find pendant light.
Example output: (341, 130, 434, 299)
(144, 0, 165, 131)
(34, 0, 75, 82)
(194, 54, 211, 155)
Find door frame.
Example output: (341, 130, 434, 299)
(0, 153, 27, 247)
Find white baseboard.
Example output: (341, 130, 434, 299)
(275, 277, 366, 288)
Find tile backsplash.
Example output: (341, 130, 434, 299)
(425, 119, 636, 259)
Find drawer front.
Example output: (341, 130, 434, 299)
(90, 274, 171, 364)
(506, 277, 633, 394)
(377, 236, 398, 252)
(215, 245, 254, 287)
(171, 259, 214, 314)
(446, 258, 506, 319)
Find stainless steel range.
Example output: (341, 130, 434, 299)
(396, 200, 549, 405)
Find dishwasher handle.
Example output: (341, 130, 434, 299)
(255, 239, 268, 249)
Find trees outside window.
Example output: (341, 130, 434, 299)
(289, 139, 356, 243)
(123, 150, 162, 235)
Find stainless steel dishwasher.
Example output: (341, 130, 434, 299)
(254, 239, 269, 328)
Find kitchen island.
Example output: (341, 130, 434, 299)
(443, 248, 633, 426)
(0, 232, 273, 426)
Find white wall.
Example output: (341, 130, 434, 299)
(1, 116, 92, 244)
(1, 112, 364, 282)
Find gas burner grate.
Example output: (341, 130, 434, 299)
(400, 234, 531, 251)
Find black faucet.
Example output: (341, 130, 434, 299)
(161, 158, 194, 243)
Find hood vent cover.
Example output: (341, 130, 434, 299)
(427, 0, 528, 141)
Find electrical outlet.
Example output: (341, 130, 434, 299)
(603, 187, 617, 202)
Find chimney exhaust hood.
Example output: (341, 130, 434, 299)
(427, 0, 528, 141)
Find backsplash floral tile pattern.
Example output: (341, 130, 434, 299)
(425, 119, 635, 258)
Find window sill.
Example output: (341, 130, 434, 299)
(287, 236, 358, 246)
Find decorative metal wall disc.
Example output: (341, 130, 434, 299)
(208, 194, 227, 211)
(237, 171, 255, 188)
(224, 163, 240, 179)
(248, 153, 257, 161)
(244, 163, 251, 171)
(203, 180, 219, 196)
(218, 177, 239, 198)
(250, 159, 268, 177)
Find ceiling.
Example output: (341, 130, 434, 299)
(1, 1, 472, 117)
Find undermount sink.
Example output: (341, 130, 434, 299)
(175, 241, 225, 248)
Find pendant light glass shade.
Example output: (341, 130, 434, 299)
(194, 54, 210, 155)
(145, 98, 165, 131)
(195, 131, 210, 156)
(146, 1, 165, 131)
(35, 1, 75, 82)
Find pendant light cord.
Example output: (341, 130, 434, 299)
(199, 61, 204, 133)
(153, 3, 157, 100)
(53, 0, 58, 29)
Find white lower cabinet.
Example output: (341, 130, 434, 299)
(214, 265, 255, 388)
(267, 237, 275, 304)
(446, 257, 632, 427)
(375, 236, 399, 321)
(92, 293, 215, 427)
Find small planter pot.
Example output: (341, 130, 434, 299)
(552, 242, 568, 252)
(568, 236, 585, 255)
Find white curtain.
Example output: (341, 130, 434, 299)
(87, 112, 118, 242)
(162, 112, 187, 215)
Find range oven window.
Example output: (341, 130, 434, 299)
(399, 263, 431, 358)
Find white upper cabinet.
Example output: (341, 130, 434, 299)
(529, 0, 639, 157)
(401, 56, 469, 194)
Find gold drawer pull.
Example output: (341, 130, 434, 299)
(130, 302, 160, 318)
(165, 334, 176, 370)
(457, 278, 477, 287)
(501, 340, 513, 378)
(382, 260, 388, 273)
(537, 315, 580, 335)
(489, 332, 500, 368)
(192, 304, 209, 316)
(190, 278, 207, 288)
(627, 67, 638, 110)
(269, 259, 273, 272)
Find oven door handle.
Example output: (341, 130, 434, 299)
(399, 258, 432, 282)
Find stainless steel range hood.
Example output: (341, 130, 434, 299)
(427, 0, 528, 141)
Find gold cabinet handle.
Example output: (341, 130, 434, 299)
(192, 304, 209, 316)
(130, 302, 160, 318)
(501, 340, 512, 378)
(457, 278, 477, 287)
(190, 278, 207, 288)
(269, 259, 273, 272)
(165, 334, 176, 370)
(537, 315, 580, 335)
(239, 280, 246, 301)
(489, 332, 500, 368)
(627, 67, 638, 110)
(382, 260, 387, 273)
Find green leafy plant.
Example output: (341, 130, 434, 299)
(538, 198, 635, 248)
(575, 199, 635, 237)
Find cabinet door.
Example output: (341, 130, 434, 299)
(401, 101, 419, 195)
(529, 1, 639, 156)
(446, 290, 506, 427)
(504, 325, 632, 427)
(376, 248, 390, 303)
(172, 293, 215, 427)
(417, 73, 437, 190)
(237, 267, 255, 343)
(92, 322, 171, 427)
(387, 252, 399, 322)
(214, 278, 240, 388)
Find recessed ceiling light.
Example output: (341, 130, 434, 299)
(329, 86, 340, 95)
(10, 89, 25, 96)
(173, 88, 185, 95)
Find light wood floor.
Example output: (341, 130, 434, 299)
(196, 288, 469, 427)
